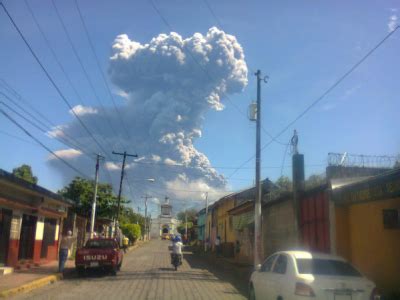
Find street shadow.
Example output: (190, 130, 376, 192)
(183, 250, 250, 297)
(158, 267, 174, 271)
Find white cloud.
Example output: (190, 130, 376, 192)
(47, 125, 68, 138)
(48, 27, 247, 207)
(388, 14, 398, 32)
(104, 161, 120, 171)
(47, 148, 82, 160)
(69, 105, 98, 116)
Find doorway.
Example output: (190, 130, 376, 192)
(0, 209, 12, 266)
(41, 218, 56, 259)
(18, 214, 37, 260)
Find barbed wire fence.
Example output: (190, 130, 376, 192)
(328, 152, 398, 168)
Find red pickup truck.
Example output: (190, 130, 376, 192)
(75, 238, 123, 275)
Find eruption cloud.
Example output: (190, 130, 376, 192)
(48, 27, 248, 212)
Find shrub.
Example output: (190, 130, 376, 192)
(120, 223, 141, 243)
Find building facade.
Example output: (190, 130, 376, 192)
(0, 169, 71, 268)
(150, 198, 179, 238)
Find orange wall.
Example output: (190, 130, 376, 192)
(335, 197, 400, 295)
(216, 199, 236, 243)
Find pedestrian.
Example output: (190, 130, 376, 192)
(59, 230, 76, 273)
(215, 236, 222, 257)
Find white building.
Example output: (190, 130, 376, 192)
(150, 198, 179, 239)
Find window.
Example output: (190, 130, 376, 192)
(261, 254, 277, 272)
(383, 209, 400, 229)
(273, 255, 287, 274)
(296, 259, 361, 277)
(85, 239, 117, 249)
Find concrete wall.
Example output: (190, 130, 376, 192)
(262, 199, 297, 259)
(216, 199, 236, 244)
(335, 197, 400, 296)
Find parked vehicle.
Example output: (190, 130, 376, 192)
(75, 238, 123, 276)
(249, 251, 380, 300)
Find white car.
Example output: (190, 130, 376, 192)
(249, 251, 380, 300)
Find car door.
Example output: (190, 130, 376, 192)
(254, 254, 278, 299)
(270, 254, 289, 299)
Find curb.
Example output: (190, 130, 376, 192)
(0, 242, 149, 298)
(0, 273, 62, 298)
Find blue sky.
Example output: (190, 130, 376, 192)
(0, 0, 399, 214)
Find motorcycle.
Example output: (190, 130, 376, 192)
(171, 253, 182, 271)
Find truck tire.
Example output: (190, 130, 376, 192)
(76, 267, 85, 277)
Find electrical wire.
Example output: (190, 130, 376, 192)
(148, 0, 287, 147)
(0, 2, 110, 157)
(226, 25, 400, 179)
(23, 0, 116, 154)
(0, 107, 90, 178)
(48, 0, 121, 147)
(73, 0, 133, 145)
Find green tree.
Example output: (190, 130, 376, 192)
(12, 164, 38, 184)
(120, 223, 141, 242)
(306, 174, 326, 189)
(177, 208, 198, 223)
(58, 177, 127, 218)
(275, 176, 292, 191)
(119, 207, 146, 236)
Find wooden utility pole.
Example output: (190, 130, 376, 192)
(141, 195, 154, 240)
(112, 151, 138, 221)
(90, 154, 104, 238)
(252, 70, 267, 267)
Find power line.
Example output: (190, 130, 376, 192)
(148, 0, 287, 147)
(0, 98, 90, 154)
(0, 129, 38, 146)
(0, 107, 90, 178)
(227, 25, 400, 179)
(48, 0, 121, 148)
(201, 0, 287, 146)
(0, 79, 97, 153)
(1, 82, 116, 188)
(73, 0, 133, 144)
(23, 0, 115, 153)
(0, 2, 109, 157)
(47, 0, 138, 195)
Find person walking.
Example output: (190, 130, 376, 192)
(58, 230, 75, 273)
(215, 236, 222, 257)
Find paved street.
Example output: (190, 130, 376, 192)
(10, 240, 247, 300)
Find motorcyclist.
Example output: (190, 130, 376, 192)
(171, 235, 183, 266)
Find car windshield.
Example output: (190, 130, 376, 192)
(296, 259, 362, 277)
(85, 240, 116, 249)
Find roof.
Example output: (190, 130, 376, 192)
(0, 168, 73, 206)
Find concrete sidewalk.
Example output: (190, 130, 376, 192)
(0, 241, 147, 298)
(0, 260, 74, 298)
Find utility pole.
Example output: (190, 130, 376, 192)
(253, 70, 267, 267)
(185, 209, 188, 239)
(141, 195, 154, 240)
(204, 192, 209, 252)
(90, 154, 104, 239)
(112, 151, 138, 222)
(291, 130, 305, 246)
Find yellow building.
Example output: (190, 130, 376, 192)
(215, 195, 236, 244)
(332, 169, 400, 298)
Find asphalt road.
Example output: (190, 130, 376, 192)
(11, 240, 247, 300)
